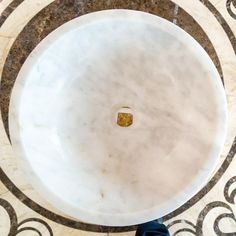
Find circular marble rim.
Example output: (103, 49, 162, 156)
(0, 0, 235, 232)
(9, 9, 228, 226)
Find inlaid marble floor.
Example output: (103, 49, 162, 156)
(0, 0, 236, 235)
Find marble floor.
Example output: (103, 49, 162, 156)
(0, 0, 236, 235)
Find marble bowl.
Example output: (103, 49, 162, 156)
(9, 10, 227, 226)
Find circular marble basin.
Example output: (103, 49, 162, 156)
(9, 10, 227, 226)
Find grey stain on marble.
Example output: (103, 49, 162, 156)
(100, 191, 105, 199)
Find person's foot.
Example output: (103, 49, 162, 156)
(135, 219, 170, 236)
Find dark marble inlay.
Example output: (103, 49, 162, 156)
(0, 198, 18, 235)
(0, 197, 53, 236)
(164, 137, 236, 221)
(224, 176, 236, 204)
(168, 173, 236, 235)
(0, 0, 235, 233)
(0, 0, 25, 27)
(200, 0, 236, 54)
(227, 0, 236, 20)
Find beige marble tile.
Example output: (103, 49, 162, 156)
(0, 0, 54, 37)
(0, 0, 55, 77)
(211, 0, 225, 5)
(215, 0, 236, 36)
(0, 182, 11, 236)
(174, 0, 235, 56)
(0, 0, 14, 15)
(0, 0, 236, 235)
(0, 181, 108, 236)
(108, 232, 135, 236)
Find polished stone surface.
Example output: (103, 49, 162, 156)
(0, 0, 224, 139)
(9, 10, 227, 226)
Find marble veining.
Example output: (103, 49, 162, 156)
(8, 10, 227, 226)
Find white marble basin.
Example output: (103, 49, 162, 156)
(9, 10, 227, 226)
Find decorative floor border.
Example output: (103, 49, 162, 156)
(0, 0, 235, 234)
